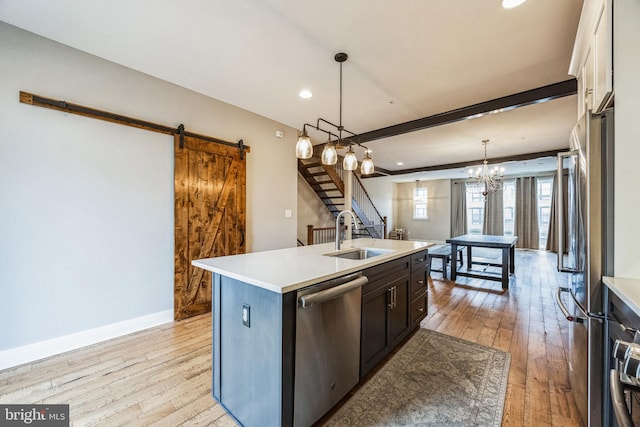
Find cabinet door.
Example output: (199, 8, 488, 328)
(593, 0, 613, 112)
(388, 277, 410, 348)
(361, 284, 390, 376)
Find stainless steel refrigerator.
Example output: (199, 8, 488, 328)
(555, 108, 614, 427)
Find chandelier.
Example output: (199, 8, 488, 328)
(295, 52, 374, 175)
(466, 139, 505, 197)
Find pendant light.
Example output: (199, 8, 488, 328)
(343, 145, 358, 171)
(321, 140, 338, 165)
(296, 52, 374, 175)
(295, 129, 313, 159)
(360, 150, 375, 175)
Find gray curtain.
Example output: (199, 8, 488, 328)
(546, 172, 569, 252)
(482, 188, 504, 235)
(450, 180, 467, 237)
(515, 176, 539, 249)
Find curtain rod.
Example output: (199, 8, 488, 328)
(19, 91, 249, 156)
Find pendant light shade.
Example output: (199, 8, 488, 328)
(343, 146, 358, 171)
(360, 151, 375, 175)
(321, 141, 338, 165)
(295, 130, 313, 159)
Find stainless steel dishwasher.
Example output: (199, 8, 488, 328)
(294, 272, 368, 427)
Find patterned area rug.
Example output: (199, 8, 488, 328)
(325, 329, 510, 427)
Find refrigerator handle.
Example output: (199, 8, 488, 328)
(555, 287, 586, 323)
(556, 150, 579, 273)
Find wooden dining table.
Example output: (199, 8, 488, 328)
(446, 234, 518, 289)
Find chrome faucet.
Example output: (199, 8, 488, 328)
(335, 210, 358, 250)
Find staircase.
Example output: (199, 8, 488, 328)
(298, 156, 386, 239)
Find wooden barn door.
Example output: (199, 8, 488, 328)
(174, 134, 246, 320)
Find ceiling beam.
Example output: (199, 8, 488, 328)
(355, 79, 577, 144)
(363, 149, 564, 178)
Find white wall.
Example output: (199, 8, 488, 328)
(0, 23, 297, 357)
(395, 180, 451, 242)
(613, 0, 640, 278)
(360, 177, 396, 233)
(296, 175, 336, 244)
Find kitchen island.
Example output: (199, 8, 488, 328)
(193, 238, 432, 427)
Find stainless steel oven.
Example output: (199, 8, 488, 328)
(607, 290, 640, 426)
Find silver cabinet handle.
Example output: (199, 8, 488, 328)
(393, 286, 398, 308)
(299, 275, 368, 308)
(387, 286, 397, 309)
(610, 369, 634, 427)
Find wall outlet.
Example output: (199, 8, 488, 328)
(242, 304, 250, 328)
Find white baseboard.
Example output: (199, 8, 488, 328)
(0, 310, 174, 371)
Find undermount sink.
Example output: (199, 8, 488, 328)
(324, 247, 394, 260)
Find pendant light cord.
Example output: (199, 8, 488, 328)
(339, 60, 343, 142)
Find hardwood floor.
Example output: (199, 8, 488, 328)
(423, 249, 583, 427)
(0, 249, 582, 426)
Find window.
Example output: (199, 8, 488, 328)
(503, 180, 515, 235)
(413, 187, 428, 220)
(540, 207, 551, 227)
(537, 177, 554, 249)
(471, 208, 483, 225)
(465, 179, 515, 235)
(538, 180, 552, 200)
(466, 186, 486, 234)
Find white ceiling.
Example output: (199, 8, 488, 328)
(0, 0, 584, 181)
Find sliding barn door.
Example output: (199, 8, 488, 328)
(174, 134, 246, 320)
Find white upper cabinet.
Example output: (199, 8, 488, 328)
(569, 0, 613, 116)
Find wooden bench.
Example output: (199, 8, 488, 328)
(427, 244, 464, 279)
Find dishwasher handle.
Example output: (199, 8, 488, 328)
(299, 275, 368, 308)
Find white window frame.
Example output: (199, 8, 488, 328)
(412, 186, 428, 220)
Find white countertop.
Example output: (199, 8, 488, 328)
(192, 238, 434, 294)
(604, 276, 640, 317)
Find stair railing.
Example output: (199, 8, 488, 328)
(307, 225, 347, 245)
(334, 162, 387, 239)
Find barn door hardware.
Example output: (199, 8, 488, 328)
(19, 91, 249, 155)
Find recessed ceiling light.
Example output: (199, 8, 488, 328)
(502, 0, 527, 9)
(299, 89, 313, 99)
(397, 161, 404, 166)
